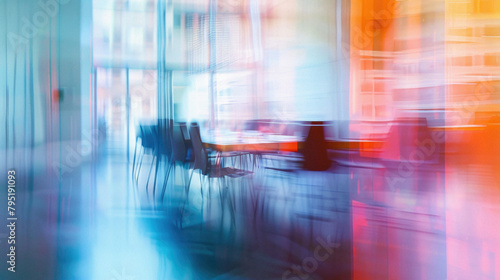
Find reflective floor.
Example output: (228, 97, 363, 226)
(2, 144, 500, 280)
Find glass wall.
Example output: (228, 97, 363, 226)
(93, 0, 158, 153)
(95, 68, 158, 152)
(171, 0, 348, 128)
(93, 0, 157, 68)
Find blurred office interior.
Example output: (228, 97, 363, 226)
(1, 0, 500, 279)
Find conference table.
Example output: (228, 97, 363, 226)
(198, 123, 488, 157)
(203, 131, 384, 153)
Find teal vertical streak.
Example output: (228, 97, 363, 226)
(12, 51, 17, 153)
(208, 0, 217, 130)
(157, 0, 164, 120)
(49, 15, 53, 143)
(24, 44, 27, 162)
(29, 23, 35, 194)
(157, 0, 161, 119)
(4, 0, 9, 157)
(126, 67, 130, 162)
(12, 0, 19, 154)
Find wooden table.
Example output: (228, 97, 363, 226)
(203, 132, 383, 153)
(429, 125, 486, 132)
(204, 134, 299, 152)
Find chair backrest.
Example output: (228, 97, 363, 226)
(140, 124, 156, 150)
(136, 125, 143, 139)
(179, 122, 193, 160)
(155, 123, 172, 157)
(302, 121, 331, 171)
(157, 118, 172, 131)
(381, 118, 437, 163)
(172, 124, 187, 162)
(189, 123, 209, 175)
(179, 122, 190, 140)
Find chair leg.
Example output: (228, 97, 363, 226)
(206, 174, 211, 197)
(218, 178, 224, 210)
(133, 146, 143, 192)
(248, 176, 257, 213)
(160, 160, 173, 202)
(180, 168, 195, 228)
(152, 155, 161, 200)
(199, 172, 204, 198)
(200, 174, 208, 230)
(146, 155, 156, 195)
(186, 169, 194, 197)
(182, 164, 191, 202)
(227, 179, 236, 228)
(218, 177, 236, 233)
(135, 151, 145, 185)
(132, 138, 140, 181)
(181, 168, 194, 209)
(218, 178, 225, 232)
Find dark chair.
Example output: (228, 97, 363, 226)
(336, 118, 441, 201)
(180, 122, 190, 140)
(159, 123, 193, 202)
(303, 121, 331, 171)
(151, 120, 174, 200)
(134, 124, 157, 188)
(262, 121, 332, 173)
(179, 122, 193, 161)
(256, 121, 332, 209)
(184, 123, 252, 228)
(381, 118, 439, 169)
(254, 122, 337, 250)
(147, 125, 162, 195)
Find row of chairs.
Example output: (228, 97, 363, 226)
(132, 120, 193, 200)
(132, 120, 253, 227)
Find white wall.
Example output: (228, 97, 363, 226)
(1, 0, 92, 171)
